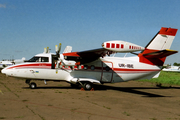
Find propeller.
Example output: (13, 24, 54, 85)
(55, 43, 61, 56)
(55, 43, 62, 73)
(54, 43, 76, 73)
(44, 48, 46, 53)
(56, 60, 60, 74)
(47, 47, 49, 53)
(44, 47, 49, 53)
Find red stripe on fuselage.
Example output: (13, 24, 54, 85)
(113, 68, 160, 73)
(7, 63, 52, 69)
(7, 63, 160, 74)
(73, 66, 160, 73)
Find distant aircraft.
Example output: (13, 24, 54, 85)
(162, 66, 180, 72)
(0, 57, 26, 68)
(1, 27, 178, 90)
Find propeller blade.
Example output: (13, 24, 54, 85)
(58, 43, 61, 54)
(46, 47, 49, 53)
(55, 43, 61, 55)
(44, 48, 46, 53)
(56, 62, 59, 74)
(56, 60, 62, 74)
(55, 45, 58, 52)
(55, 43, 62, 73)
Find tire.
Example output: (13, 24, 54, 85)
(29, 82, 37, 89)
(84, 82, 93, 90)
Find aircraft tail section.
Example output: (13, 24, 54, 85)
(145, 27, 178, 50)
(138, 27, 178, 66)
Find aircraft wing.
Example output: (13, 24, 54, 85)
(142, 49, 178, 58)
(63, 48, 113, 64)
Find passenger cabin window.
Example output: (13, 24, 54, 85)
(27, 57, 49, 62)
(91, 65, 95, 70)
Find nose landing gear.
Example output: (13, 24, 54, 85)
(29, 82, 37, 89)
(25, 79, 37, 89)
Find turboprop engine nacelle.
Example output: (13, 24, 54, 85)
(59, 54, 77, 67)
(102, 40, 145, 52)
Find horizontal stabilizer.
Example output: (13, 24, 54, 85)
(143, 49, 178, 58)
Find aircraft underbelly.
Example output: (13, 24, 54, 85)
(113, 71, 160, 82)
(9, 68, 71, 81)
(70, 70, 101, 81)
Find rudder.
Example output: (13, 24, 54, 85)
(138, 27, 178, 66)
(145, 27, 178, 50)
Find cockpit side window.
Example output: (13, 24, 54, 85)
(27, 57, 40, 62)
(27, 57, 49, 62)
(41, 57, 49, 62)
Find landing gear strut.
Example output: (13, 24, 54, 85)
(25, 79, 31, 84)
(77, 81, 93, 90)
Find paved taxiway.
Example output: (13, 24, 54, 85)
(0, 73, 180, 120)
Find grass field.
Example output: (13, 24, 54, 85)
(140, 71, 180, 86)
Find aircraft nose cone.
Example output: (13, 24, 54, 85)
(1, 68, 7, 74)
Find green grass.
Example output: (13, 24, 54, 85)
(0, 117, 6, 119)
(122, 111, 131, 116)
(139, 71, 180, 86)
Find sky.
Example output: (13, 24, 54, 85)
(0, 0, 180, 64)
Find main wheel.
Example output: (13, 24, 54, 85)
(29, 82, 37, 89)
(84, 82, 93, 90)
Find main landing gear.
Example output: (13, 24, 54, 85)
(76, 81, 94, 91)
(26, 79, 37, 89)
(83, 82, 93, 90)
(25, 79, 94, 91)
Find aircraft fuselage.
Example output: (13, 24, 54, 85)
(1, 53, 161, 84)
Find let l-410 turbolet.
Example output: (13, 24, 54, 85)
(1, 27, 178, 90)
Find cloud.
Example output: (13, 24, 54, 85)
(0, 4, 6, 8)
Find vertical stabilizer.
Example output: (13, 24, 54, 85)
(145, 27, 177, 50)
(139, 27, 178, 66)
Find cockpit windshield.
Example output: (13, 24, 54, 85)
(27, 56, 49, 62)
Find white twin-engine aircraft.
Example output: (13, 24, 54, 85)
(1, 27, 178, 90)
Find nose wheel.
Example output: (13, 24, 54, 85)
(25, 80, 37, 89)
(29, 82, 37, 89)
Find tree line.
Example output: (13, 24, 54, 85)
(173, 62, 180, 66)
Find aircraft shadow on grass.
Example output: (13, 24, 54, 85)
(22, 84, 180, 98)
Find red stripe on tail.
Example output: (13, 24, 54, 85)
(138, 49, 166, 66)
(159, 27, 178, 36)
